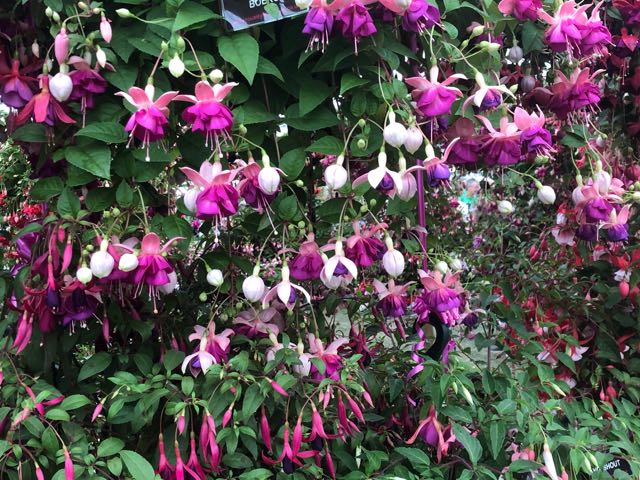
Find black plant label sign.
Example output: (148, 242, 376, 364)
(220, 0, 306, 31)
(601, 457, 632, 476)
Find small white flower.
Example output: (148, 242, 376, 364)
(382, 237, 404, 277)
(324, 161, 348, 190)
(169, 54, 185, 78)
(208, 69, 224, 84)
(96, 47, 107, 68)
(383, 117, 407, 149)
(207, 269, 224, 287)
(49, 72, 73, 102)
(497, 200, 515, 215)
(76, 266, 93, 284)
(183, 187, 200, 213)
(90, 240, 115, 279)
(118, 253, 139, 272)
(243, 273, 265, 302)
(536, 184, 556, 205)
(404, 126, 423, 154)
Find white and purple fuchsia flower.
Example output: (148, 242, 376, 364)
(353, 149, 403, 195)
(116, 82, 178, 161)
(463, 71, 514, 112)
(175, 80, 237, 152)
(320, 240, 358, 288)
(237, 157, 277, 212)
(182, 323, 234, 375)
(512, 107, 553, 158)
(406, 66, 466, 118)
(414, 269, 464, 326)
(181, 159, 239, 221)
(262, 263, 311, 310)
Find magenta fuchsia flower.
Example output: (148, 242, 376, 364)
(261, 420, 317, 473)
(549, 68, 602, 120)
(498, 0, 540, 20)
(321, 241, 358, 288)
(373, 279, 412, 317)
(303, 0, 346, 51)
(406, 405, 456, 462)
(477, 115, 522, 166)
(402, 0, 440, 32)
(236, 158, 277, 212)
(307, 333, 349, 380)
(68, 56, 108, 119)
(182, 323, 234, 374)
(0, 58, 37, 109)
(175, 80, 237, 151)
(16, 75, 75, 127)
(180, 160, 239, 220)
(538, 1, 611, 57)
(116, 83, 178, 161)
(289, 233, 324, 281)
(445, 118, 481, 165)
(415, 269, 464, 325)
(335, 0, 377, 53)
(513, 107, 553, 157)
(406, 66, 466, 117)
(345, 222, 385, 268)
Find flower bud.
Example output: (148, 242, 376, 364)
(31, 40, 40, 58)
(118, 253, 139, 272)
(486, 42, 501, 52)
(520, 75, 536, 93)
(507, 45, 523, 63)
(471, 25, 484, 36)
(54, 28, 69, 64)
(356, 138, 367, 149)
(383, 116, 407, 149)
(238, 124, 248, 135)
(49, 71, 73, 102)
(450, 258, 463, 271)
(209, 68, 224, 84)
(159, 271, 178, 294)
(206, 268, 224, 287)
(243, 275, 265, 302)
(632, 191, 640, 203)
(176, 36, 186, 51)
(497, 200, 515, 214)
(77, 1, 88, 9)
(537, 184, 556, 205)
(52, 11, 61, 22)
(324, 163, 348, 190)
(96, 46, 107, 68)
(404, 126, 423, 154)
(100, 14, 112, 43)
(45, 7, 53, 17)
(169, 53, 185, 78)
(183, 188, 199, 213)
(116, 8, 132, 18)
(395, 0, 412, 8)
(258, 164, 281, 195)
(434, 260, 449, 274)
(90, 242, 115, 279)
(383, 249, 405, 277)
(76, 265, 93, 284)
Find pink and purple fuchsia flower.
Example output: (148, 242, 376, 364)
(181, 160, 239, 221)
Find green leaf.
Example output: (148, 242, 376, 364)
(76, 122, 128, 144)
(98, 438, 125, 457)
(78, 352, 112, 381)
(11, 123, 47, 142)
(489, 421, 506, 460)
(107, 457, 123, 476)
(239, 469, 274, 480)
(218, 33, 260, 84)
(173, 1, 219, 31)
(57, 188, 81, 218)
(45, 408, 70, 421)
(306, 136, 343, 155)
(257, 57, 284, 82)
(340, 73, 369, 95)
(222, 452, 252, 469)
(31, 176, 65, 201)
(241, 383, 264, 421)
(163, 350, 185, 372)
(65, 144, 112, 179)
(285, 105, 339, 131)
(120, 450, 155, 480)
(86, 188, 116, 212)
(509, 459, 542, 473)
(452, 423, 483, 465)
(522, 21, 544, 54)
(60, 394, 91, 411)
(116, 181, 134, 208)
(299, 79, 334, 116)
(42, 427, 59, 453)
(181, 376, 194, 396)
(277, 196, 298, 221)
(395, 447, 430, 468)
(279, 148, 306, 179)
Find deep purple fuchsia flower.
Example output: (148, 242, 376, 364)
(415, 270, 464, 326)
(290, 234, 324, 281)
(477, 115, 523, 166)
(345, 222, 385, 268)
(402, 0, 441, 33)
(374, 279, 411, 318)
(237, 159, 277, 213)
(513, 107, 553, 157)
(335, 0, 376, 52)
(303, 1, 338, 51)
(68, 56, 108, 115)
(0, 58, 36, 109)
(584, 197, 613, 222)
(549, 68, 601, 119)
(132, 233, 182, 296)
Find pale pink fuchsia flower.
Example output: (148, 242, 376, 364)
(498, 0, 540, 20)
(234, 306, 283, 338)
(477, 115, 522, 166)
(406, 66, 466, 117)
(116, 83, 178, 161)
(406, 405, 456, 462)
(373, 279, 412, 317)
(100, 14, 112, 43)
(182, 323, 234, 374)
(262, 263, 311, 310)
(180, 160, 239, 220)
(414, 269, 464, 326)
(345, 222, 385, 268)
(320, 240, 358, 288)
(307, 333, 348, 380)
(352, 150, 403, 195)
(16, 75, 75, 126)
(175, 80, 237, 151)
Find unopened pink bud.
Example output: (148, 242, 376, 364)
(222, 405, 233, 427)
(260, 406, 272, 452)
(91, 402, 104, 422)
(64, 447, 75, 480)
(176, 412, 186, 435)
(62, 238, 72, 272)
(100, 15, 112, 43)
(35, 463, 45, 480)
(55, 28, 69, 64)
(269, 379, 288, 397)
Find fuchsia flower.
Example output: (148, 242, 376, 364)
(262, 420, 317, 474)
(116, 83, 178, 160)
(414, 269, 464, 325)
(289, 233, 324, 281)
(236, 158, 277, 212)
(182, 323, 234, 374)
(0, 58, 37, 109)
(320, 240, 358, 288)
(234, 306, 283, 337)
(477, 115, 522, 166)
(262, 264, 311, 310)
(200, 410, 221, 471)
(401, 0, 441, 33)
(133, 233, 182, 288)
(538, 1, 611, 57)
(176, 80, 237, 150)
(181, 160, 239, 220)
(603, 206, 631, 242)
(498, 0, 540, 20)
(463, 72, 513, 112)
(513, 107, 553, 157)
(345, 222, 385, 268)
(406, 405, 456, 462)
(16, 75, 75, 126)
(352, 151, 403, 195)
(68, 56, 108, 118)
(406, 66, 466, 117)
(549, 68, 602, 120)
(303, 0, 348, 51)
(373, 279, 412, 317)
(335, 0, 377, 52)
(307, 333, 349, 380)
